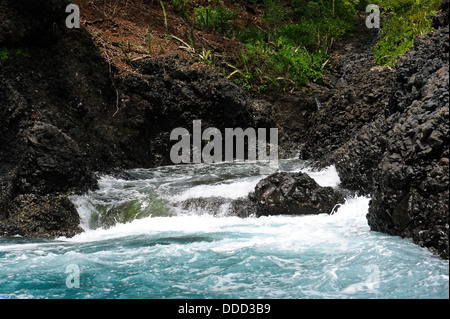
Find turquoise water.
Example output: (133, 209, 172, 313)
(0, 160, 448, 299)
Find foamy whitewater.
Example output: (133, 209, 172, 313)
(0, 159, 448, 299)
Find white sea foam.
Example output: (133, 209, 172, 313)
(2, 160, 444, 299)
(293, 164, 341, 187)
(169, 179, 259, 201)
(64, 195, 371, 252)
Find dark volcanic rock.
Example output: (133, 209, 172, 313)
(297, 20, 395, 193)
(0, 193, 82, 238)
(18, 121, 98, 195)
(114, 55, 272, 167)
(0, 0, 70, 46)
(367, 24, 449, 259)
(0, 1, 271, 238)
(0, 2, 108, 238)
(253, 172, 345, 216)
(232, 172, 345, 217)
(432, 0, 449, 29)
(176, 197, 230, 216)
(296, 0, 449, 258)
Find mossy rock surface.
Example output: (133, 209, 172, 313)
(89, 195, 174, 229)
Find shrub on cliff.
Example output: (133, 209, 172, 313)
(375, 0, 442, 66)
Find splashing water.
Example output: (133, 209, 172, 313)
(0, 159, 448, 299)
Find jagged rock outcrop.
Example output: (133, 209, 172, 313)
(297, 0, 449, 258)
(231, 172, 345, 217)
(367, 0, 449, 259)
(0, 0, 270, 238)
(1, 0, 96, 238)
(297, 20, 395, 193)
(114, 56, 273, 167)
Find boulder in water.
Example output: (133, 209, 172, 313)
(0, 193, 82, 238)
(232, 172, 345, 217)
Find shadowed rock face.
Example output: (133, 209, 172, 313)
(0, 0, 70, 45)
(1, 0, 94, 238)
(0, 1, 270, 238)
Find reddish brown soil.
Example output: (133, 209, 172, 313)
(74, 0, 254, 74)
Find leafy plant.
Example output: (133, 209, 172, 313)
(199, 47, 214, 65)
(161, 0, 168, 30)
(194, 3, 239, 35)
(0, 47, 31, 61)
(171, 0, 189, 19)
(262, 0, 290, 26)
(170, 34, 214, 65)
(169, 34, 196, 54)
(374, 0, 441, 67)
(228, 0, 363, 90)
(0, 47, 9, 60)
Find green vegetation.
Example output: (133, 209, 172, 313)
(0, 47, 8, 60)
(164, 0, 440, 91)
(262, 0, 290, 26)
(171, 0, 190, 19)
(231, 0, 367, 90)
(0, 47, 31, 61)
(161, 0, 169, 30)
(194, 2, 239, 35)
(374, 0, 441, 67)
(189, 0, 367, 90)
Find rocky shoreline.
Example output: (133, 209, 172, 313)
(0, 0, 270, 237)
(296, 0, 449, 259)
(309, 1, 448, 259)
(1, 0, 448, 259)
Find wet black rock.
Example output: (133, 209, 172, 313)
(0, 193, 82, 238)
(232, 172, 345, 217)
(367, 34, 449, 258)
(296, 0, 449, 258)
(253, 172, 345, 216)
(177, 197, 230, 216)
(230, 197, 258, 218)
(0, 1, 271, 238)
